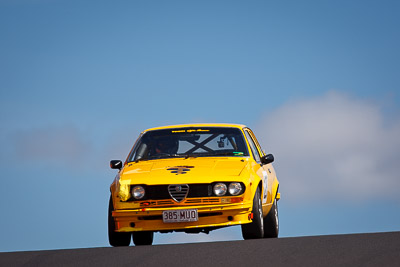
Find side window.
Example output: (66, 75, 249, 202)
(244, 130, 261, 163)
(127, 133, 144, 162)
(247, 129, 265, 157)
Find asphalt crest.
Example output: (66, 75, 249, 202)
(1, 231, 400, 267)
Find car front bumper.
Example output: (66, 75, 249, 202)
(112, 202, 253, 232)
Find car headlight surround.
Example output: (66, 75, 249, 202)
(131, 185, 145, 200)
(228, 182, 243, 196)
(213, 183, 227, 196)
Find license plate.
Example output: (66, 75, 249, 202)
(162, 209, 198, 223)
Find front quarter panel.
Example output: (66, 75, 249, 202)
(110, 169, 130, 205)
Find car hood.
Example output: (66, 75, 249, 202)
(119, 157, 249, 185)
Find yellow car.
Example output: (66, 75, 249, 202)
(108, 123, 280, 246)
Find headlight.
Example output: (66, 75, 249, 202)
(228, 182, 242, 195)
(131, 185, 145, 199)
(213, 183, 227, 196)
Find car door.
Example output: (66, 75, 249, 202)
(243, 128, 269, 204)
(244, 128, 276, 210)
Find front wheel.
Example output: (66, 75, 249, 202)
(263, 198, 279, 238)
(108, 196, 131, 247)
(241, 187, 264, 239)
(132, 231, 154, 246)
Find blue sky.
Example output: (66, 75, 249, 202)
(1, 0, 399, 252)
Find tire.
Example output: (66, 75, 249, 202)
(108, 196, 131, 247)
(241, 187, 264, 239)
(263, 198, 279, 238)
(132, 231, 154, 246)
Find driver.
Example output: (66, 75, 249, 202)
(154, 138, 178, 155)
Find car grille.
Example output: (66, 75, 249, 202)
(138, 198, 221, 207)
(185, 198, 220, 204)
(168, 184, 189, 202)
(128, 184, 211, 201)
(126, 183, 245, 207)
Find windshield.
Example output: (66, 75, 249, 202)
(128, 127, 249, 162)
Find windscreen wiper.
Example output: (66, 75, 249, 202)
(213, 152, 245, 156)
(184, 154, 198, 159)
(148, 154, 184, 159)
(132, 158, 150, 163)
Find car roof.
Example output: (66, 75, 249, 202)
(143, 123, 247, 133)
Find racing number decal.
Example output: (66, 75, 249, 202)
(262, 170, 268, 203)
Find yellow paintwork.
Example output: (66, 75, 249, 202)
(110, 123, 280, 232)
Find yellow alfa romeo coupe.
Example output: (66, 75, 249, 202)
(108, 123, 280, 246)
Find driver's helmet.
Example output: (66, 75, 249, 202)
(154, 137, 178, 154)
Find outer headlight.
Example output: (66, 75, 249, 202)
(131, 185, 145, 199)
(228, 182, 242, 196)
(213, 183, 227, 196)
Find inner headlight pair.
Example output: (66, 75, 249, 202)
(213, 182, 243, 196)
(131, 185, 145, 199)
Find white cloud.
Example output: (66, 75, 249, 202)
(255, 91, 400, 203)
(11, 125, 92, 168)
(7, 124, 141, 172)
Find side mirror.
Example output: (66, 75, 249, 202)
(110, 160, 123, 170)
(261, 154, 274, 165)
